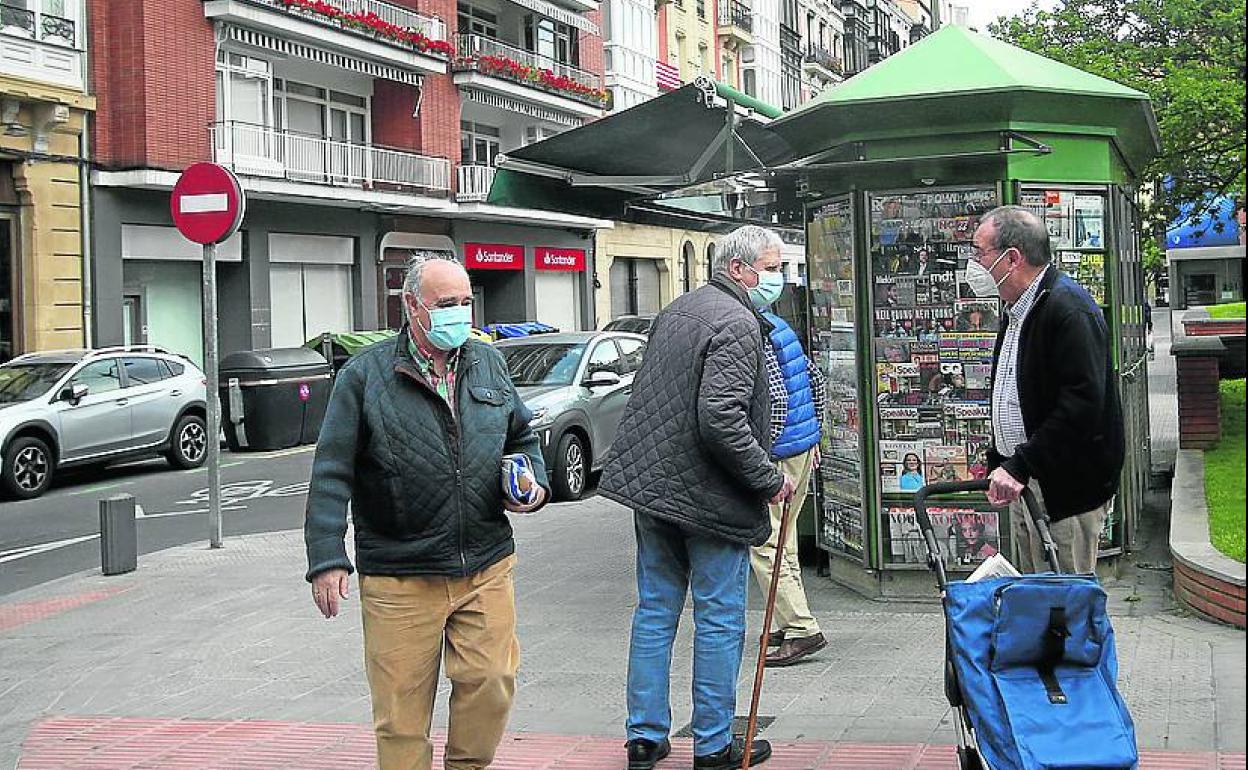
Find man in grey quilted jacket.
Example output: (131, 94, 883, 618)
(600, 225, 796, 770)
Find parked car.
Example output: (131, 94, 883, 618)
(496, 331, 646, 501)
(0, 347, 208, 499)
(602, 314, 656, 336)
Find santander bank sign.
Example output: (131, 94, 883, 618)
(535, 247, 586, 272)
(464, 242, 523, 270)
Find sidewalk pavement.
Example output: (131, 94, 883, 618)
(1, 312, 1243, 770)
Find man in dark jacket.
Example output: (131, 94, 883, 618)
(968, 206, 1124, 574)
(601, 225, 796, 770)
(304, 256, 549, 770)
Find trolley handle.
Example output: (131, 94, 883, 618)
(913, 479, 1060, 586)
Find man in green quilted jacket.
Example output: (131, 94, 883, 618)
(304, 255, 549, 770)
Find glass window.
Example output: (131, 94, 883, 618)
(71, 359, 122, 395)
(586, 340, 623, 375)
(330, 91, 366, 108)
(0, 362, 72, 404)
(616, 338, 646, 373)
(122, 357, 166, 386)
(501, 343, 586, 387)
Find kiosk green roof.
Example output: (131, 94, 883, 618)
(772, 25, 1160, 175)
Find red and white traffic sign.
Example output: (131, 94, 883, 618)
(170, 163, 246, 245)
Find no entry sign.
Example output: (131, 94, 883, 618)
(171, 163, 246, 245)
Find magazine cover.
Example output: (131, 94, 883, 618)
(875, 338, 912, 364)
(966, 435, 993, 479)
(954, 299, 1000, 332)
(887, 506, 1001, 565)
(925, 444, 969, 483)
(880, 440, 927, 493)
(879, 407, 920, 439)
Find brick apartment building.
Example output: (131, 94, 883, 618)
(86, 0, 610, 362)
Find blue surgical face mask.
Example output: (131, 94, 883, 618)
(418, 302, 473, 351)
(745, 265, 785, 309)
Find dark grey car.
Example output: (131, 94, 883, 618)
(496, 331, 646, 501)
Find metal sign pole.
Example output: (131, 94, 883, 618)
(203, 241, 223, 548)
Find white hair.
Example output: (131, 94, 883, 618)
(713, 225, 785, 273)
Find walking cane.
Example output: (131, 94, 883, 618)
(741, 496, 794, 770)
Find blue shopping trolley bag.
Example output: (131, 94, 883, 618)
(914, 480, 1138, 770)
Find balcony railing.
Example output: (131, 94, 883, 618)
(211, 122, 450, 193)
(246, 0, 447, 48)
(780, 24, 801, 53)
(717, 0, 752, 33)
(456, 164, 496, 202)
(0, 7, 76, 47)
(454, 34, 605, 107)
(803, 44, 843, 76)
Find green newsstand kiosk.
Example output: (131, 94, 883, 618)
(763, 26, 1160, 596)
(487, 27, 1161, 597)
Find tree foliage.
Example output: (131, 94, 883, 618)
(991, 0, 1246, 230)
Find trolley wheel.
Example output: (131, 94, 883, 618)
(944, 659, 963, 707)
(957, 746, 985, 770)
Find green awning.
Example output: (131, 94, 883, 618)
(488, 77, 791, 219)
(772, 25, 1161, 174)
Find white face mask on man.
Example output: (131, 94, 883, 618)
(965, 249, 1012, 298)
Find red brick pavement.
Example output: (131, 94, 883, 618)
(0, 587, 129, 634)
(16, 717, 1248, 769)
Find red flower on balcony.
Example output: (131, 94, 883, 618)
(280, 0, 453, 58)
(465, 53, 608, 106)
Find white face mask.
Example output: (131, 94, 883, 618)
(965, 250, 1010, 298)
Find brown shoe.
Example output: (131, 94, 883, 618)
(764, 632, 826, 667)
(766, 630, 785, 647)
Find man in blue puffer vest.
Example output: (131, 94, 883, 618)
(750, 296, 829, 667)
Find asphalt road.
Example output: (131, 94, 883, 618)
(0, 446, 316, 597)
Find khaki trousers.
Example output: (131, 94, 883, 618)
(749, 448, 821, 639)
(1010, 480, 1108, 574)
(360, 554, 520, 770)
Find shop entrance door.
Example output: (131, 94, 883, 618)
(0, 217, 13, 362)
(1184, 273, 1217, 307)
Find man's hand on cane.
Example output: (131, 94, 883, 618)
(769, 474, 797, 505)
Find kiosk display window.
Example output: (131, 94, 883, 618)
(808, 197, 866, 561)
(866, 186, 1009, 568)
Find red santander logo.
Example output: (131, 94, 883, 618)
(535, 247, 585, 272)
(464, 242, 523, 270)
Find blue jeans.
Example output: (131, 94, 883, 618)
(626, 512, 749, 757)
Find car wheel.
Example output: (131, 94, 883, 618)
(166, 414, 208, 469)
(552, 432, 587, 501)
(2, 436, 55, 500)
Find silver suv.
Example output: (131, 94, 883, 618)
(496, 331, 646, 501)
(0, 347, 208, 499)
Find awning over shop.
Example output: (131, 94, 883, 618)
(771, 25, 1160, 176)
(1167, 196, 1243, 250)
(488, 77, 792, 221)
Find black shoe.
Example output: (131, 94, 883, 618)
(694, 737, 772, 770)
(766, 630, 785, 647)
(626, 738, 671, 770)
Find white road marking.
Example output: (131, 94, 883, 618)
(0, 534, 100, 564)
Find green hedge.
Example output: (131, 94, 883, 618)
(1208, 301, 1246, 319)
(1205, 378, 1246, 562)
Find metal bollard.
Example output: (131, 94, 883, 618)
(99, 494, 138, 576)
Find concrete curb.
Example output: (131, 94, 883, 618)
(1170, 449, 1246, 627)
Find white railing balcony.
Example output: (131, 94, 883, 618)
(212, 122, 451, 195)
(241, 0, 446, 43)
(0, 6, 83, 90)
(454, 33, 605, 108)
(456, 164, 496, 203)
